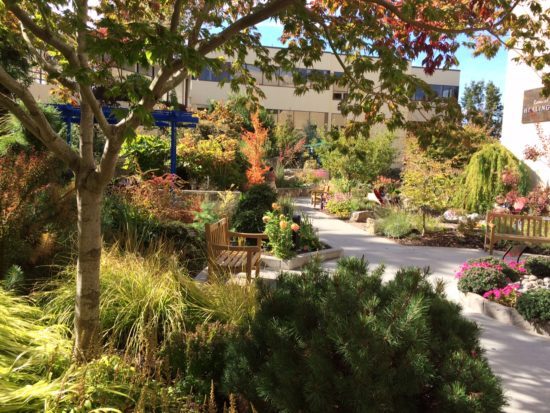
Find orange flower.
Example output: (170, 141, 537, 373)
(272, 203, 280, 210)
(279, 220, 288, 230)
(291, 223, 300, 232)
(262, 215, 270, 223)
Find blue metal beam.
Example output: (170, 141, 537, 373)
(51, 104, 198, 174)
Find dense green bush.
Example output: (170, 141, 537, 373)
(457, 267, 507, 295)
(325, 197, 353, 218)
(232, 184, 277, 233)
(179, 322, 237, 398)
(524, 256, 550, 278)
(516, 289, 550, 322)
(223, 258, 505, 412)
(120, 134, 170, 174)
(102, 194, 206, 273)
(318, 131, 396, 186)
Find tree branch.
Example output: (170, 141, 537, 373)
(6, 1, 80, 66)
(198, 0, 297, 55)
(370, 0, 518, 35)
(20, 25, 80, 92)
(0, 68, 80, 171)
(170, 0, 185, 32)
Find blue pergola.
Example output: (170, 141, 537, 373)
(52, 104, 198, 173)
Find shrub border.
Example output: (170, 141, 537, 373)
(460, 292, 550, 337)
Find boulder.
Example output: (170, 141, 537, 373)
(443, 209, 460, 223)
(350, 210, 373, 223)
(364, 218, 376, 235)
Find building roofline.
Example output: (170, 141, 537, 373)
(260, 45, 461, 73)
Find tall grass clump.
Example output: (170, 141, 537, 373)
(0, 289, 71, 411)
(375, 208, 442, 238)
(39, 247, 257, 365)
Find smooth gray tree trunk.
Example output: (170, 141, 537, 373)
(74, 183, 102, 361)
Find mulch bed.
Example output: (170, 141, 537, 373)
(395, 229, 486, 249)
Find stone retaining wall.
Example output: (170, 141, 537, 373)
(460, 292, 550, 337)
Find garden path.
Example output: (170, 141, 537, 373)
(294, 198, 550, 413)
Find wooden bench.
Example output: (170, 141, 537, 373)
(205, 217, 268, 281)
(485, 212, 550, 254)
(310, 184, 330, 209)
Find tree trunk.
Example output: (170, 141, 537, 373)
(74, 182, 102, 361)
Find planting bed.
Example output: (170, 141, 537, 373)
(262, 244, 343, 270)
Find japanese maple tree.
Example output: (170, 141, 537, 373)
(0, 0, 548, 360)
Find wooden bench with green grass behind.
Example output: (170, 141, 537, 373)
(205, 217, 268, 282)
(485, 212, 550, 254)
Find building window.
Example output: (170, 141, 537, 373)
(331, 113, 347, 128)
(31, 67, 47, 85)
(333, 92, 348, 101)
(294, 110, 310, 130)
(278, 110, 294, 125)
(137, 63, 153, 77)
(198, 64, 232, 82)
(413, 84, 459, 101)
(279, 69, 294, 87)
(245, 64, 263, 84)
(310, 111, 328, 127)
(333, 71, 348, 93)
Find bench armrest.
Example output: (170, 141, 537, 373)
(228, 231, 268, 240)
(211, 244, 261, 253)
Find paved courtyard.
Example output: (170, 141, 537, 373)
(293, 198, 550, 413)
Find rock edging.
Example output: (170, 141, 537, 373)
(459, 292, 550, 337)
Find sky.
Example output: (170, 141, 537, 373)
(256, 22, 509, 101)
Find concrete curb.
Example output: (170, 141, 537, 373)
(460, 292, 550, 337)
(262, 247, 343, 271)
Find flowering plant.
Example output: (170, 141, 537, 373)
(263, 209, 299, 259)
(455, 257, 523, 282)
(483, 283, 521, 307)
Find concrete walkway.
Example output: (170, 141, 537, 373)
(295, 198, 550, 413)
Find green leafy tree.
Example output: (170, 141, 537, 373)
(456, 143, 525, 213)
(0, 0, 548, 360)
(401, 139, 458, 234)
(408, 99, 493, 167)
(461, 81, 504, 138)
(319, 130, 396, 185)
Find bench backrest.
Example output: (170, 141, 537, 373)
(488, 212, 550, 239)
(205, 217, 230, 253)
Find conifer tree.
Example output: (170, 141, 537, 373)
(224, 258, 505, 412)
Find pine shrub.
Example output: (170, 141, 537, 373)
(524, 256, 550, 278)
(223, 258, 505, 412)
(516, 289, 550, 322)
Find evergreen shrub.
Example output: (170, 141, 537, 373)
(232, 184, 277, 233)
(524, 256, 550, 278)
(516, 289, 550, 322)
(223, 258, 505, 412)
